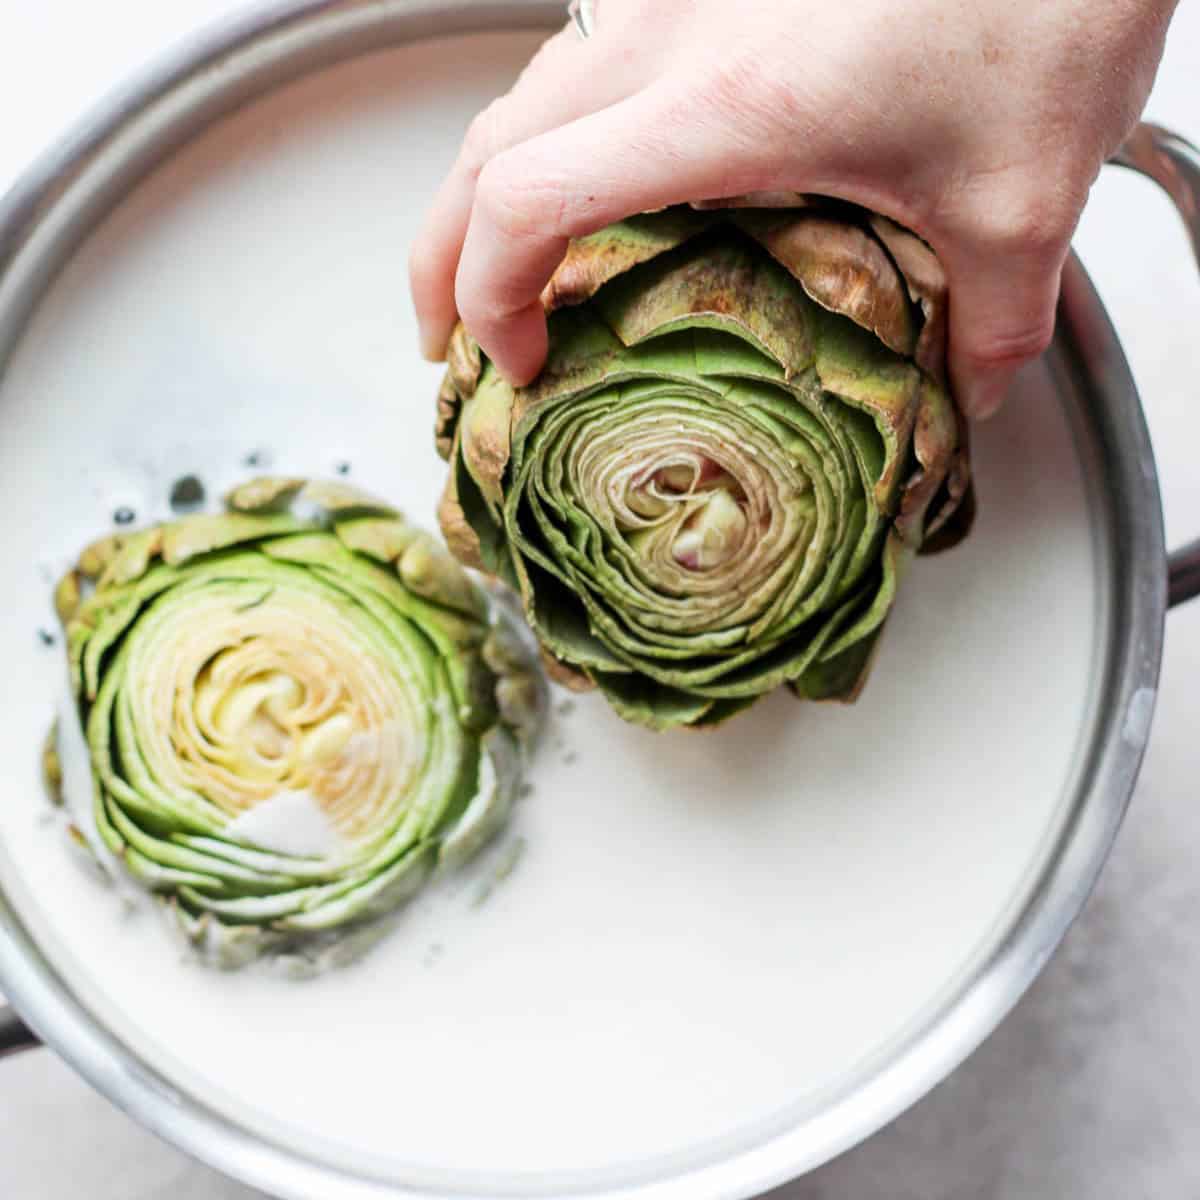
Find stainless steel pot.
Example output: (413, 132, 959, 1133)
(0, 1, 1198, 1196)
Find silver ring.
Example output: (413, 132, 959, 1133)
(567, 0, 596, 39)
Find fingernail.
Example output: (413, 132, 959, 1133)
(496, 362, 540, 389)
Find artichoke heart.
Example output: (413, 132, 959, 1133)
(436, 202, 974, 730)
(47, 477, 545, 972)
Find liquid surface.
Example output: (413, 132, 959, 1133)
(0, 32, 1101, 1188)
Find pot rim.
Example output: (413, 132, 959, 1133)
(0, 3, 1168, 1198)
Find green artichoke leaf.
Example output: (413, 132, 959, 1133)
(438, 726, 522, 872)
(588, 671, 718, 730)
(332, 515, 418, 563)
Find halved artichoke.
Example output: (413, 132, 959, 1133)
(436, 202, 973, 730)
(47, 477, 544, 972)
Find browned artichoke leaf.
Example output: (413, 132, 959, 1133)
(588, 238, 815, 378)
(867, 214, 949, 384)
(458, 363, 519, 515)
(734, 209, 918, 360)
(437, 455, 486, 573)
(541, 208, 718, 311)
(894, 377, 961, 549)
(921, 459, 976, 554)
(539, 646, 594, 693)
(446, 322, 483, 401)
(920, 403, 976, 555)
(435, 372, 461, 461)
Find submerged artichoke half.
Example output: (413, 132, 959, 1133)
(46, 477, 544, 972)
(436, 201, 973, 730)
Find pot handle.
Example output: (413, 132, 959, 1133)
(0, 999, 38, 1059)
(1110, 122, 1200, 610)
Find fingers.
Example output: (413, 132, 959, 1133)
(935, 198, 1074, 421)
(409, 27, 645, 361)
(453, 82, 777, 384)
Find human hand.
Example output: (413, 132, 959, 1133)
(410, 0, 1177, 418)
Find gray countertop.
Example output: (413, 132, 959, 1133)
(2, 3, 1199, 1197)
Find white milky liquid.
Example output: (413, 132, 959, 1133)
(0, 32, 1102, 1192)
(226, 790, 347, 860)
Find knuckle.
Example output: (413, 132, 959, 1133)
(962, 318, 1056, 372)
(474, 156, 568, 240)
(460, 99, 512, 177)
(456, 285, 529, 348)
(969, 180, 1080, 259)
(453, 267, 523, 340)
(454, 273, 505, 336)
(516, 31, 568, 85)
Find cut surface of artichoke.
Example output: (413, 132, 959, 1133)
(46, 477, 545, 972)
(436, 205, 974, 730)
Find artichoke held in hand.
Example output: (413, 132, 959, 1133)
(436, 201, 973, 730)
